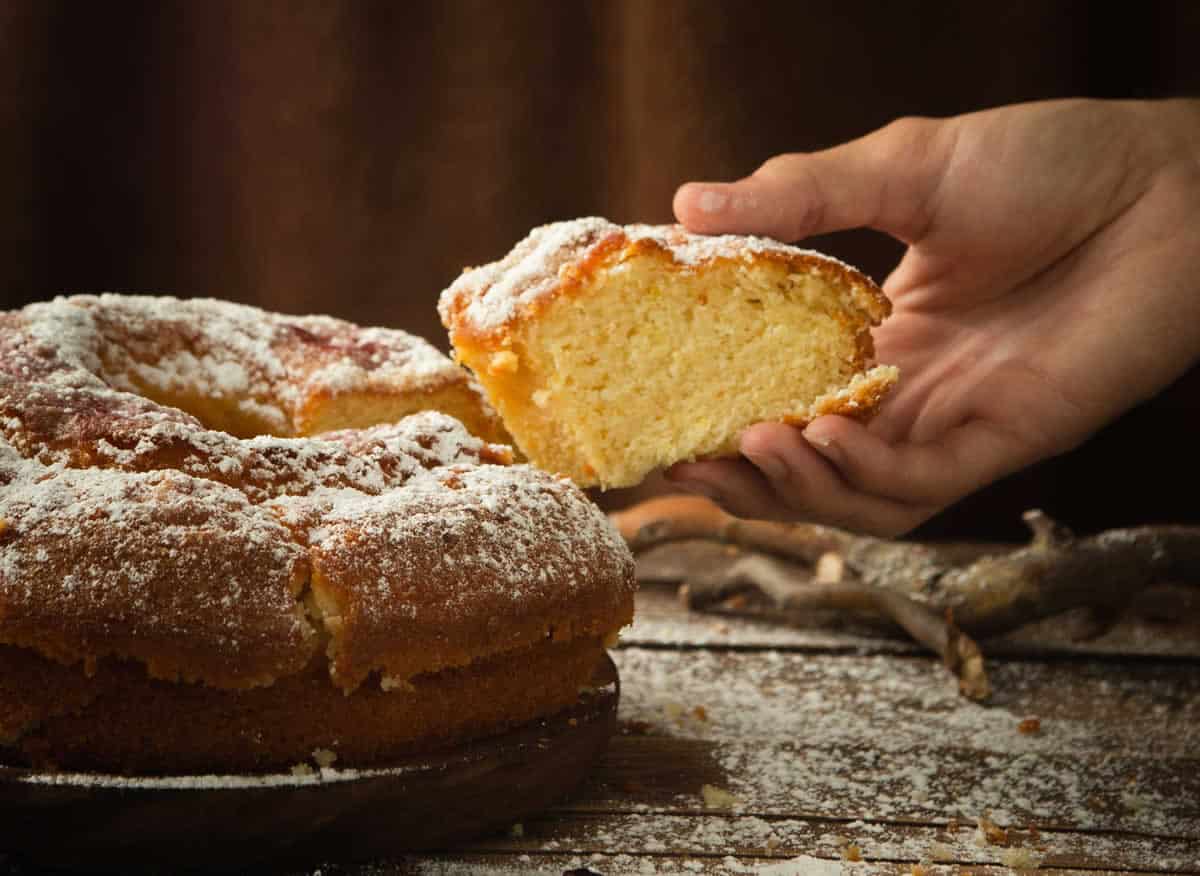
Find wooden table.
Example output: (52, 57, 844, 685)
(5, 584, 1197, 875)
(294, 582, 1198, 876)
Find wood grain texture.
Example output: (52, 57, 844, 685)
(0, 584, 1196, 873)
(0, 660, 619, 871)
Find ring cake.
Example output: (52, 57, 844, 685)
(440, 217, 898, 488)
(0, 295, 635, 774)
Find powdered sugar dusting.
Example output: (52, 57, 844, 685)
(311, 464, 628, 591)
(0, 442, 315, 686)
(0, 295, 634, 702)
(15, 295, 466, 432)
(17, 760, 421, 790)
(309, 461, 634, 686)
(612, 647, 1199, 838)
(281, 317, 464, 409)
(439, 217, 617, 335)
(439, 217, 877, 338)
(624, 223, 853, 271)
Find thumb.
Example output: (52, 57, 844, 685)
(674, 116, 951, 245)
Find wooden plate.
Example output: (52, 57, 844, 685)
(0, 655, 619, 872)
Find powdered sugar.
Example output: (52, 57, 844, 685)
(0, 446, 316, 685)
(14, 294, 466, 429)
(611, 647, 1199, 838)
(439, 217, 616, 335)
(0, 294, 635, 701)
(439, 218, 873, 338)
(623, 224, 851, 271)
(308, 461, 634, 687)
(310, 464, 628, 599)
(17, 761, 415, 790)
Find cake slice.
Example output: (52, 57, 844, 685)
(439, 217, 898, 489)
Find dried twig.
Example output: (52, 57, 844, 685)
(611, 497, 1200, 700)
(681, 551, 991, 699)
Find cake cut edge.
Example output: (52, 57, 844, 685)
(440, 218, 899, 489)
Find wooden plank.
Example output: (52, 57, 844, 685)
(293, 852, 1193, 875)
(459, 812, 1199, 872)
(627, 587, 921, 654)
(578, 735, 1199, 835)
(6, 851, 1186, 874)
(7, 645, 1196, 874)
(573, 648, 1200, 838)
(627, 582, 1200, 660)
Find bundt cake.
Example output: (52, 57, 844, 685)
(440, 217, 898, 488)
(0, 294, 635, 774)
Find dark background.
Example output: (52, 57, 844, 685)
(2, 1, 1197, 538)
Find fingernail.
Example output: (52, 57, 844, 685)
(745, 451, 787, 483)
(803, 427, 841, 462)
(696, 188, 728, 214)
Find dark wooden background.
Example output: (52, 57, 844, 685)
(2, 0, 1198, 537)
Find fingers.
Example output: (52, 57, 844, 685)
(673, 116, 951, 245)
(667, 422, 937, 537)
(665, 413, 1034, 537)
(798, 416, 964, 506)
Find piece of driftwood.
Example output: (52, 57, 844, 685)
(611, 496, 1200, 699)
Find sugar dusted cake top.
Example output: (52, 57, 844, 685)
(439, 217, 888, 340)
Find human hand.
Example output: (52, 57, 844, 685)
(667, 99, 1200, 535)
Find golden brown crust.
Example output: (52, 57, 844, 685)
(781, 365, 901, 426)
(307, 464, 635, 689)
(0, 294, 636, 771)
(439, 218, 891, 352)
(2, 637, 608, 774)
(0, 645, 111, 746)
(0, 461, 317, 689)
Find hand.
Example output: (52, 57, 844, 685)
(667, 99, 1200, 535)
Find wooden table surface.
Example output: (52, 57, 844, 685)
(5, 582, 1197, 875)
(293, 581, 1199, 876)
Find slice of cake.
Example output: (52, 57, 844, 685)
(439, 217, 898, 489)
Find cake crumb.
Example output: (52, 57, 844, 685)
(488, 350, 519, 374)
(290, 763, 315, 777)
(974, 815, 1008, 847)
(664, 701, 687, 722)
(1121, 789, 1154, 812)
(701, 783, 742, 809)
(841, 843, 862, 862)
(312, 748, 338, 768)
(927, 841, 954, 862)
(999, 847, 1044, 868)
(1017, 716, 1042, 734)
(815, 552, 844, 583)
